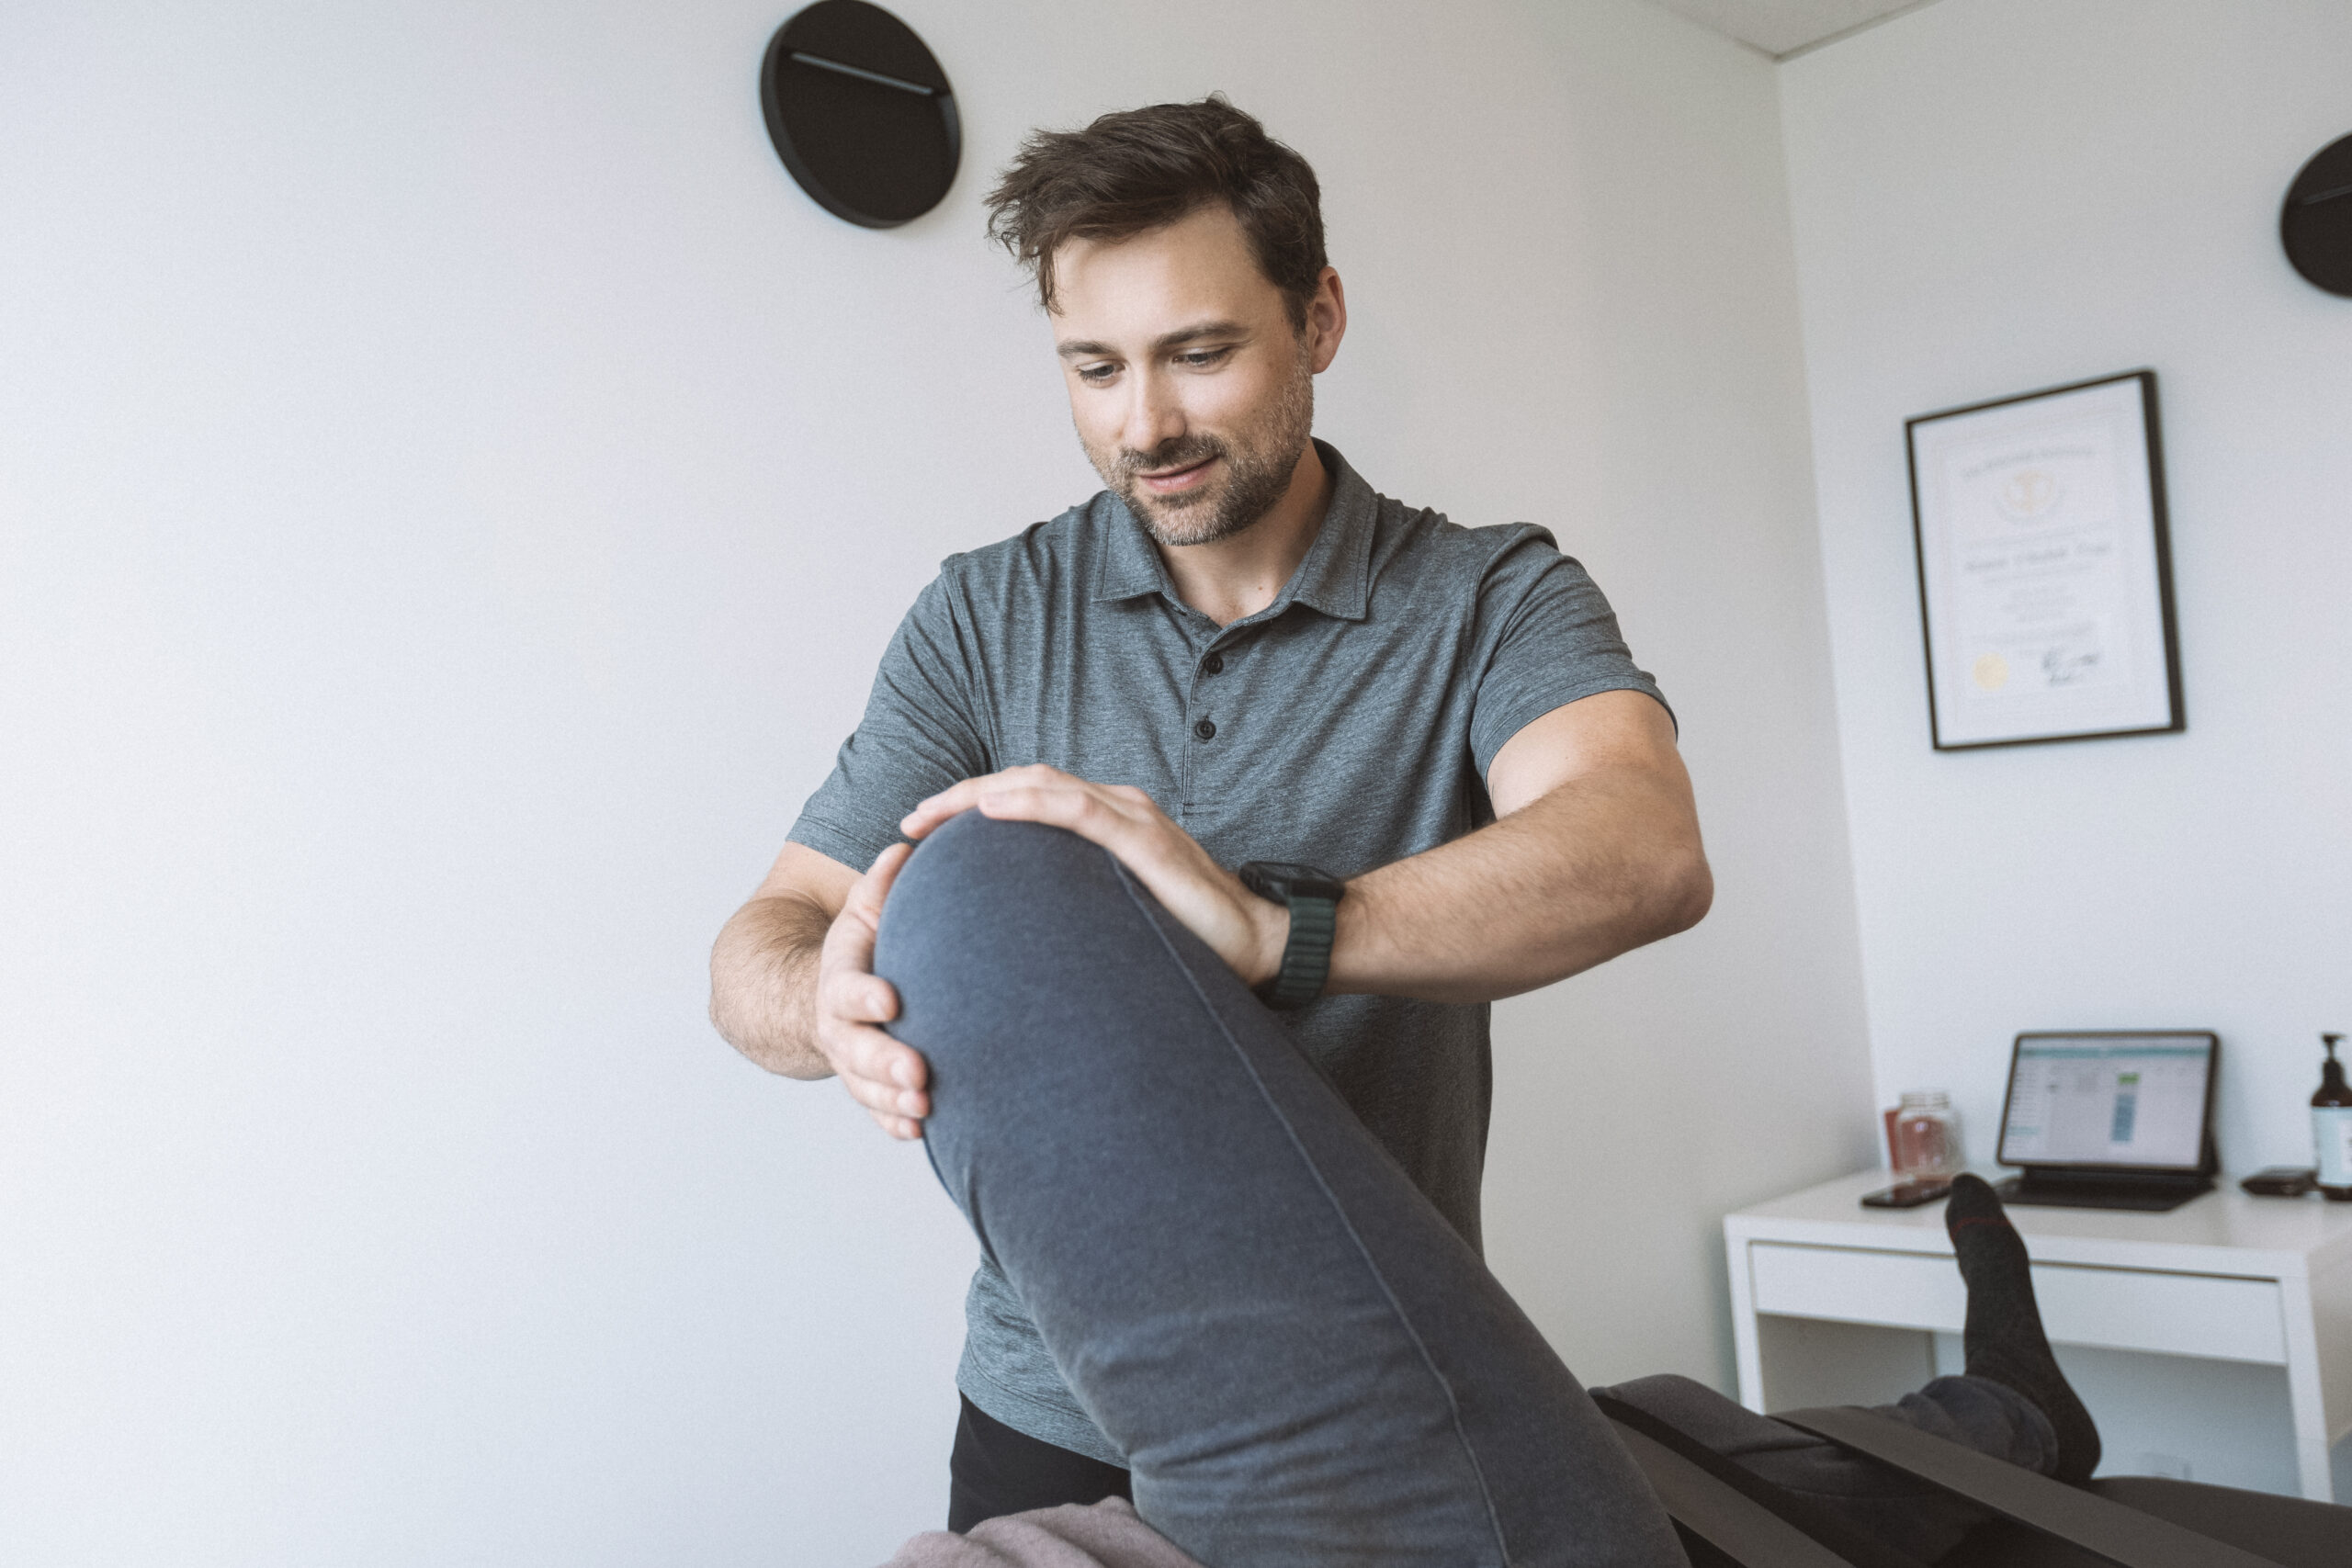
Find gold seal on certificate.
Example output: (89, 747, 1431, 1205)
(1905, 370, 2183, 750)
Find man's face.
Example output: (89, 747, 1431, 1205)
(1050, 205, 1333, 547)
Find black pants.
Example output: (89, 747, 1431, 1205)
(946, 1395, 1131, 1533)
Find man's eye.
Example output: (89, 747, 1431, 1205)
(1177, 349, 1232, 368)
(1077, 364, 1119, 384)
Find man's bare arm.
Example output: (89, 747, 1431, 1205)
(709, 841, 932, 1138)
(899, 689, 1710, 1013)
(708, 844, 849, 1077)
(1330, 690, 1712, 1003)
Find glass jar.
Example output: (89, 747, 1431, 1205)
(1891, 1089, 1962, 1178)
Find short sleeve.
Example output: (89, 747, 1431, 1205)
(787, 570, 993, 872)
(1466, 530, 1672, 780)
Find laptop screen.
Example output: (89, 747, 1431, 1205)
(1996, 1032, 2216, 1171)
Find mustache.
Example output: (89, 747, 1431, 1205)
(1115, 434, 1226, 480)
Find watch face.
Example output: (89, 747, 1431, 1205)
(1241, 862, 1345, 902)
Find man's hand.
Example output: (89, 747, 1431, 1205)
(902, 766, 1288, 987)
(812, 841, 932, 1140)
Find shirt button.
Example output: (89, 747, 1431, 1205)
(1202, 651, 1225, 675)
(1193, 717, 1217, 741)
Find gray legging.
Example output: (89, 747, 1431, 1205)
(874, 814, 2052, 1566)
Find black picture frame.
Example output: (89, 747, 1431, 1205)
(1905, 369, 2184, 750)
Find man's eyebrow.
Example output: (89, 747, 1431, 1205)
(1055, 321, 1251, 359)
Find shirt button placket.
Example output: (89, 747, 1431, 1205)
(1193, 645, 1225, 745)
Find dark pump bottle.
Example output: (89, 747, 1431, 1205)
(2315, 1033, 2352, 1201)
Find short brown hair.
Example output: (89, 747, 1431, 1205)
(984, 96, 1328, 328)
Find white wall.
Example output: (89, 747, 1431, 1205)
(1781, 0, 2352, 1189)
(0, 2, 1867, 1562)
(1474, 3, 1876, 1396)
(1781, 0, 2352, 1495)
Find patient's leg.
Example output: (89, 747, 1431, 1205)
(1940, 1173, 2099, 1481)
(872, 814, 1687, 1568)
(1600, 1174, 2100, 1562)
(1595, 1372, 2044, 1562)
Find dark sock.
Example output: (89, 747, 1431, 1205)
(1944, 1174, 2102, 1483)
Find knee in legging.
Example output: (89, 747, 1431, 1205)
(872, 812, 1132, 1024)
(873, 813, 1171, 1146)
(882, 810, 1110, 932)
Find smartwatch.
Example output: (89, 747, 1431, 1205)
(1237, 861, 1346, 1010)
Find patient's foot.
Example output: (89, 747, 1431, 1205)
(1945, 1174, 2101, 1483)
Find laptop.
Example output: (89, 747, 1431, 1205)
(1993, 1032, 2220, 1212)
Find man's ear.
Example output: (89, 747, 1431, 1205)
(1306, 267, 1347, 373)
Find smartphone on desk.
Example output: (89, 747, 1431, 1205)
(2240, 1167, 2317, 1197)
(1860, 1177, 1952, 1209)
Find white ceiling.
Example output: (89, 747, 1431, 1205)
(1643, 0, 1942, 59)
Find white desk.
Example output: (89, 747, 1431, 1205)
(1724, 1170, 2352, 1501)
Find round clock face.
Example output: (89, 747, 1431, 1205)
(2281, 132, 2352, 298)
(760, 1, 959, 229)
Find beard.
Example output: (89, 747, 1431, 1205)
(1085, 348, 1316, 548)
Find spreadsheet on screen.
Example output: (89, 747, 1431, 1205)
(1999, 1037, 2210, 1168)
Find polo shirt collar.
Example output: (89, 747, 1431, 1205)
(1091, 439, 1375, 623)
(1283, 441, 1375, 622)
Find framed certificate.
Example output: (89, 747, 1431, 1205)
(1905, 370, 2185, 750)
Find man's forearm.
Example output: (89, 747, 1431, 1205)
(1328, 765, 1712, 1005)
(709, 894, 833, 1077)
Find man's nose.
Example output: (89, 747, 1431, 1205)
(1120, 369, 1185, 458)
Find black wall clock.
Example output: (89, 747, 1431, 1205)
(2282, 132, 2352, 297)
(760, 1, 959, 229)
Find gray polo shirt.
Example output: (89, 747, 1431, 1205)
(787, 442, 1667, 1464)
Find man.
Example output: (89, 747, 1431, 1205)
(708, 96, 1712, 1529)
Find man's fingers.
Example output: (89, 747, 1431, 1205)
(836, 1046, 930, 1121)
(851, 1084, 930, 1130)
(975, 783, 1159, 866)
(975, 783, 1091, 821)
(977, 782, 1125, 831)
(842, 840, 912, 928)
(850, 1076, 930, 1121)
(900, 783, 980, 839)
(833, 972, 899, 1025)
(831, 1012, 929, 1127)
(833, 1019, 925, 1087)
(824, 843, 912, 993)
(904, 765, 1077, 838)
(864, 840, 914, 899)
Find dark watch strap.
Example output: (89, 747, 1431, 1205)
(1238, 862, 1345, 1010)
(1262, 892, 1337, 1010)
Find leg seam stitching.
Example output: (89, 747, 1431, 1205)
(1108, 858, 1515, 1566)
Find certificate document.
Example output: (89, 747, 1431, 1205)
(1905, 372, 2183, 749)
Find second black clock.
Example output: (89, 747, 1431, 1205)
(760, 1, 959, 229)
(2282, 132, 2352, 298)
